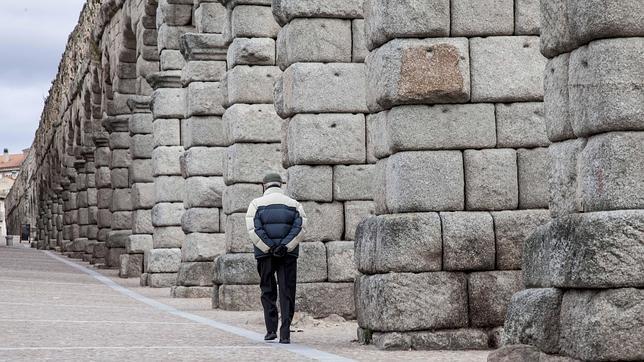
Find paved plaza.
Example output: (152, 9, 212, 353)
(0, 245, 489, 361)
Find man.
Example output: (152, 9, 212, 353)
(245, 173, 307, 344)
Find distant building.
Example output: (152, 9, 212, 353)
(0, 149, 28, 240)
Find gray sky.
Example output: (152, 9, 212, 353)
(0, 0, 86, 154)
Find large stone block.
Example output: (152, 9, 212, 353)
(132, 210, 153, 234)
(131, 183, 154, 210)
(177, 262, 214, 287)
(111, 211, 133, 230)
(152, 203, 184, 227)
(153, 226, 184, 248)
(298, 242, 327, 283)
(182, 147, 224, 177)
(171, 286, 213, 299)
(223, 66, 281, 106)
(227, 38, 275, 67)
(544, 54, 574, 142)
(213, 253, 259, 285)
(441, 212, 495, 271)
(275, 63, 368, 118)
(366, 38, 470, 111)
(518, 148, 550, 209)
(300, 202, 344, 242)
(145, 248, 181, 273)
(364, 0, 449, 50)
(579, 132, 644, 211)
(524, 210, 644, 289)
(286, 165, 332, 202)
(130, 113, 153, 134)
(126, 234, 153, 254)
(224, 143, 285, 184)
(464, 149, 518, 211)
(152, 146, 183, 176)
(355, 213, 442, 274)
(157, 0, 192, 26)
(515, 0, 541, 35)
(194, 2, 226, 33)
(223, 104, 283, 144)
(559, 288, 644, 361)
(182, 208, 220, 234)
(182, 233, 225, 262)
(222, 184, 262, 215)
(151, 88, 186, 119)
(120, 253, 144, 278)
(491, 210, 550, 270)
(352, 19, 368, 63)
(182, 116, 226, 148)
(110, 168, 129, 189)
(181, 61, 227, 84)
(567, 0, 644, 47)
(470, 36, 546, 102)
(569, 39, 644, 137)
(186, 82, 225, 117)
(326, 241, 356, 282)
(344, 201, 375, 241)
(277, 18, 352, 69)
(153, 118, 181, 147)
(503, 288, 563, 354)
(539, 0, 576, 58)
(285, 114, 366, 166)
(272, 0, 363, 26)
(549, 139, 586, 217)
(225, 213, 253, 253)
(451, 0, 513, 36)
(130, 159, 153, 182)
(184, 177, 225, 208)
(384, 151, 464, 213)
(147, 273, 178, 288)
(496, 103, 550, 148)
(111, 189, 132, 211)
(356, 272, 467, 331)
(231, 5, 280, 39)
(111, 149, 131, 168)
(106, 230, 131, 248)
(333, 165, 374, 201)
(371, 329, 489, 351)
(467, 271, 523, 328)
(131, 134, 154, 159)
(296, 282, 355, 319)
(218, 284, 262, 311)
(154, 176, 185, 203)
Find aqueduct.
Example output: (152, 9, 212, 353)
(4, 0, 643, 359)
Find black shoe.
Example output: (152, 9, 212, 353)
(279, 339, 290, 344)
(264, 332, 277, 341)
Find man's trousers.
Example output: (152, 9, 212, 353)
(257, 255, 297, 340)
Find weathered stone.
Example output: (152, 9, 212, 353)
(356, 272, 467, 331)
(130, 159, 154, 182)
(275, 63, 367, 118)
(364, 0, 449, 50)
(184, 177, 225, 208)
(549, 139, 586, 217)
(559, 288, 644, 361)
(539, 0, 576, 58)
(344, 201, 375, 241)
(223, 66, 281, 106)
(295, 282, 355, 319)
(285, 114, 366, 166)
(518, 148, 550, 209)
(277, 18, 352, 69)
(470, 36, 546, 102)
(182, 232, 225, 262)
(177, 262, 214, 286)
(224, 143, 285, 184)
(231, 5, 280, 39)
(488, 344, 546, 362)
(132, 210, 154, 234)
(496, 103, 550, 148)
(126, 234, 153, 254)
(130, 113, 154, 134)
(182, 116, 226, 148)
(298, 242, 327, 283)
(441, 212, 495, 271)
(157, 25, 193, 52)
(503, 288, 563, 354)
(524, 210, 644, 289)
(300, 202, 343, 242)
(468, 271, 523, 328)
(223, 104, 283, 144)
(222, 184, 262, 215)
(157, 0, 192, 26)
(218, 284, 262, 311)
(326, 241, 356, 282)
(384, 151, 464, 213)
(333, 165, 374, 201)
(352, 19, 368, 63)
(406, 329, 489, 350)
(567, 0, 644, 47)
(225, 213, 253, 253)
(119, 254, 144, 278)
(181, 208, 220, 234)
(106, 230, 131, 248)
(544, 54, 574, 142)
(286, 165, 332, 202)
(569, 39, 644, 137)
(186, 82, 225, 117)
(151, 88, 186, 119)
(579, 132, 644, 211)
(227, 38, 275, 67)
(194, 2, 226, 34)
(366, 38, 470, 111)
(151, 202, 184, 226)
(152, 226, 184, 248)
(272, 0, 363, 26)
(182, 147, 224, 177)
(147, 273, 178, 288)
(111, 189, 132, 211)
(152, 146, 183, 176)
(171, 286, 213, 298)
(213, 253, 258, 285)
(492, 210, 550, 270)
(110, 168, 129, 188)
(153, 118, 181, 147)
(464, 149, 518, 211)
(451, 0, 513, 36)
(181, 61, 227, 84)
(145, 248, 181, 273)
(160, 49, 186, 71)
(383, 104, 496, 155)
(131, 134, 154, 159)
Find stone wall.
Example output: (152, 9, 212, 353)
(4, 0, 641, 355)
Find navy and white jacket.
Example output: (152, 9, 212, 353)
(245, 187, 307, 259)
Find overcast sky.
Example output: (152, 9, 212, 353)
(0, 0, 86, 154)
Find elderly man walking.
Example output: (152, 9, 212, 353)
(245, 173, 307, 344)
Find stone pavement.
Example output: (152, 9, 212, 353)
(0, 245, 489, 361)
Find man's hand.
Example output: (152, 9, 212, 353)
(272, 244, 288, 257)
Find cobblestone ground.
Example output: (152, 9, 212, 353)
(0, 245, 489, 361)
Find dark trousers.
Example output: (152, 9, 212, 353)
(257, 255, 297, 340)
